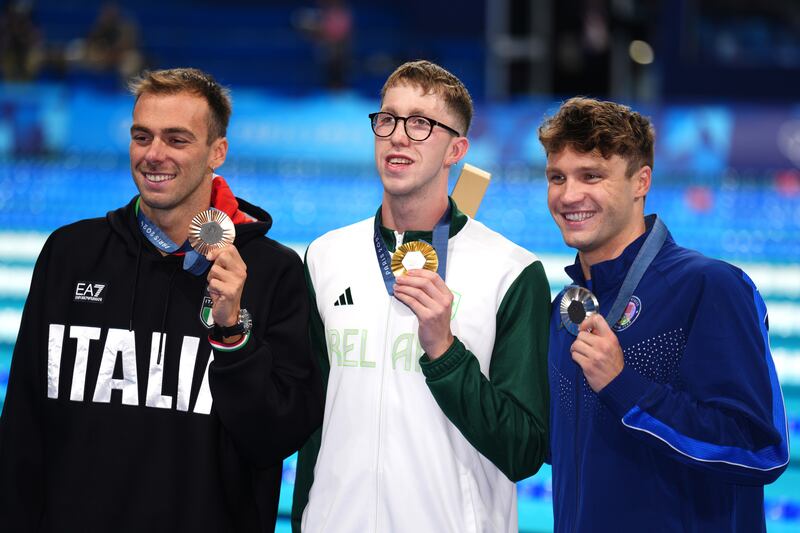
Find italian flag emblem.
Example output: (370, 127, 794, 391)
(200, 294, 215, 329)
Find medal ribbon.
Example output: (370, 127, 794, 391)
(603, 216, 667, 327)
(373, 204, 452, 296)
(135, 197, 211, 276)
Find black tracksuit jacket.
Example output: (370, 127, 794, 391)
(0, 196, 324, 532)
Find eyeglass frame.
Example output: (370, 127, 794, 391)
(368, 111, 462, 141)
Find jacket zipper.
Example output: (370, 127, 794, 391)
(373, 230, 403, 532)
(572, 361, 582, 533)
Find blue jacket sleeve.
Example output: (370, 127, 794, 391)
(598, 266, 789, 485)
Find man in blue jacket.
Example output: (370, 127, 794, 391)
(539, 96, 789, 532)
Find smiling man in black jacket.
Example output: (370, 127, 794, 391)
(0, 68, 323, 532)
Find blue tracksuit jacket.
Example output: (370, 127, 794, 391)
(549, 215, 789, 532)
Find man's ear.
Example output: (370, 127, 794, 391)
(634, 165, 652, 199)
(444, 136, 469, 168)
(209, 137, 228, 170)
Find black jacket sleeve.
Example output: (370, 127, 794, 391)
(209, 248, 324, 467)
(0, 235, 54, 530)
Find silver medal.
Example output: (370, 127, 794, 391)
(559, 285, 600, 336)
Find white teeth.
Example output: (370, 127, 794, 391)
(144, 173, 174, 182)
(388, 157, 412, 164)
(565, 212, 593, 222)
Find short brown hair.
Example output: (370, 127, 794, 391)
(128, 68, 232, 143)
(538, 97, 655, 177)
(381, 60, 473, 136)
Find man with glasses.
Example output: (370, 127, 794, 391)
(291, 60, 551, 532)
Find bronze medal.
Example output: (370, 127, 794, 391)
(188, 209, 235, 256)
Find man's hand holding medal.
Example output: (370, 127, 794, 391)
(560, 285, 624, 392)
(570, 314, 624, 392)
(394, 267, 455, 361)
(189, 209, 247, 338)
(389, 238, 452, 359)
(205, 245, 247, 331)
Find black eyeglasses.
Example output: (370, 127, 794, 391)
(369, 112, 461, 141)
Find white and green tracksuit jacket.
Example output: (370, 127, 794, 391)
(292, 201, 550, 533)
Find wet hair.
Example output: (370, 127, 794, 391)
(538, 96, 655, 177)
(128, 68, 232, 143)
(381, 60, 473, 136)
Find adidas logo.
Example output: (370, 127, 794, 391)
(334, 287, 354, 306)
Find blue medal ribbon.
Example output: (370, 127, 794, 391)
(602, 216, 667, 327)
(135, 197, 211, 276)
(373, 203, 452, 296)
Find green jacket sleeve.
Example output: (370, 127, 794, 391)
(420, 260, 550, 481)
(291, 257, 330, 532)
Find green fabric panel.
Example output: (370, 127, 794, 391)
(420, 261, 551, 481)
(290, 253, 330, 532)
(291, 426, 321, 532)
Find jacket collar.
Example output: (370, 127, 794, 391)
(376, 196, 468, 251)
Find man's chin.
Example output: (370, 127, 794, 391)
(560, 233, 591, 252)
(381, 181, 417, 198)
(137, 194, 177, 213)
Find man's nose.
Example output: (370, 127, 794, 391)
(389, 118, 411, 145)
(144, 138, 167, 163)
(561, 178, 585, 203)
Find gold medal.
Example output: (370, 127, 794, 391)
(391, 241, 438, 277)
(188, 209, 235, 256)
